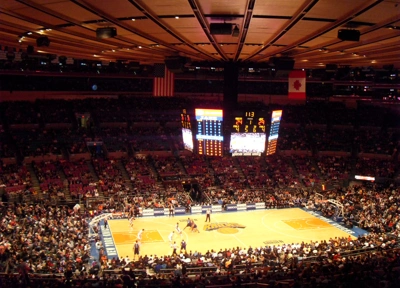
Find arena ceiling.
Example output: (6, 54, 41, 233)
(1, 0, 400, 69)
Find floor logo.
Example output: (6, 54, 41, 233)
(204, 222, 246, 234)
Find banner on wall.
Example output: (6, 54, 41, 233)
(153, 63, 174, 97)
(288, 70, 306, 100)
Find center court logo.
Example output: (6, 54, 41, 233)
(204, 222, 246, 233)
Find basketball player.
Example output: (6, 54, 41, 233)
(137, 229, 144, 243)
(180, 239, 187, 252)
(133, 240, 140, 260)
(129, 216, 135, 230)
(183, 218, 192, 230)
(168, 231, 175, 243)
(191, 220, 200, 233)
(175, 222, 182, 237)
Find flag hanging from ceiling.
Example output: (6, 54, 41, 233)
(153, 63, 174, 97)
(288, 70, 306, 100)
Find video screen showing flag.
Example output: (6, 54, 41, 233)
(230, 133, 266, 156)
(266, 110, 282, 156)
(195, 109, 223, 156)
(181, 128, 194, 152)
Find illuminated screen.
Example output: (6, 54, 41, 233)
(181, 128, 194, 152)
(355, 175, 375, 181)
(266, 110, 282, 156)
(195, 108, 223, 156)
(230, 133, 266, 156)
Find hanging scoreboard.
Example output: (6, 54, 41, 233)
(232, 111, 266, 133)
(180, 109, 193, 152)
(195, 108, 223, 156)
(230, 111, 267, 156)
(266, 110, 283, 156)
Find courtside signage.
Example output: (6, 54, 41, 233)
(100, 225, 118, 258)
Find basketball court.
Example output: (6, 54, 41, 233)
(107, 208, 357, 259)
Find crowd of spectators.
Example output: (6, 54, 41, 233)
(0, 162, 34, 202)
(312, 129, 353, 153)
(355, 130, 398, 155)
(278, 127, 311, 151)
(315, 156, 351, 185)
(291, 155, 320, 188)
(209, 157, 246, 190)
(0, 202, 91, 285)
(236, 156, 270, 189)
(32, 161, 65, 202)
(354, 158, 397, 179)
(0, 97, 399, 286)
(1, 181, 400, 287)
(60, 160, 97, 200)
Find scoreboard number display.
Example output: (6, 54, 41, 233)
(230, 111, 267, 156)
(266, 110, 283, 156)
(195, 108, 223, 156)
(232, 111, 266, 133)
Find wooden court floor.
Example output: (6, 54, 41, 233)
(107, 208, 355, 259)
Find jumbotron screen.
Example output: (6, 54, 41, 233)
(180, 109, 193, 152)
(181, 128, 194, 152)
(230, 133, 266, 156)
(266, 110, 283, 156)
(195, 108, 223, 156)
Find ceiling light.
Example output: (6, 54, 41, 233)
(138, 46, 142, 48)
(39, 30, 44, 33)
(371, 60, 377, 63)
(131, 18, 135, 21)
(27, 32, 32, 35)
(46, 29, 52, 31)
(175, 16, 179, 19)
(112, 49, 115, 52)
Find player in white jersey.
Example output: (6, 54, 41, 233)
(137, 229, 144, 243)
(175, 223, 182, 237)
(168, 231, 175, 243)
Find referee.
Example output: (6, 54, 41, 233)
(205, 208, 211, 222)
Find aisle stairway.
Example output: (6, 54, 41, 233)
(26, 163, 41, 203)
(86, 160, 103, 197)
(115, 159, 134, 192)
(58, 165, 73, 202)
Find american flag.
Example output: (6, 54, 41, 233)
(153, 63, 174, 97)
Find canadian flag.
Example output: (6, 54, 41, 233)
(288, 70, 306, 100)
